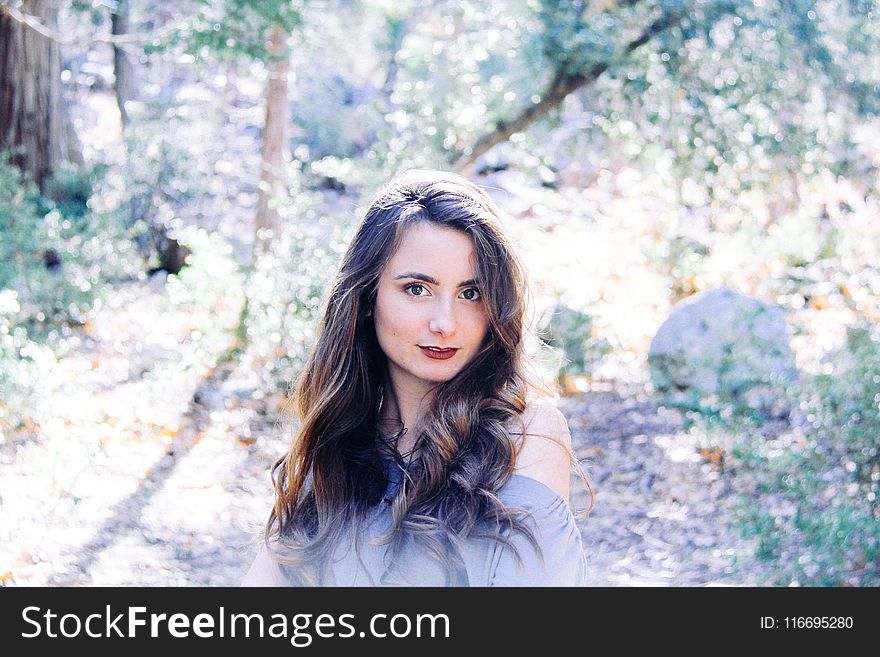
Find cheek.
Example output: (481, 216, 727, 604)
(468, 307, 490, 336)
(375, 293, 415, 339)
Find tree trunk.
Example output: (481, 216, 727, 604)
(452, 9, 685, 172)
(252, 25, 291, 262)
(0, 0, 80, 192)
(111, 0, 136, 129)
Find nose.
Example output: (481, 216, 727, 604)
(428, 298, 457, 336)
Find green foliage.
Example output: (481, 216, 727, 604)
(534, 0, 880, 198)
(694, 322, 880, 585)
(138, 0, 879, 205)
(156, 175, 346, 396)
(732, 447, 879, 586)
(0, 160, 46, 288)
(808, 325, 880, 484)
(114, 107, 206, 266)
(152, 0, 307, 61)
(162, 226, 246, 374)
(44, 166, 93, 220)
(131, 0, 879, 201)
(347, 0, 552, 174)
(0, 157, 132, 328)
(536, 0, 623, 75)
(285, 7, 386, 163)
(538, 303, 612, 381)
(0, 157, 137, 435)
(237, 179, 351, 392)
(0, 290, 60, 437)
(238, 230, 340, 392)
(645, 235, 710, 299)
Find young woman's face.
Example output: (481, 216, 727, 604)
(373, 221, 489, 396)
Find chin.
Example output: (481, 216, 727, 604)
(417, 368, 460, 385)
(420, 374, 454, 385)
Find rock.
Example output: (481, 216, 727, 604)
(648, 287, 797, 417)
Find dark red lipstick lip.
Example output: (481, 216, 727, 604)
(418, 346, 459, 360)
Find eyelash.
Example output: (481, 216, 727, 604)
(403, 283, 481, 301)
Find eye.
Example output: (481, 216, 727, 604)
(460, 287, 481, 301)
(404, 283, 427, 297)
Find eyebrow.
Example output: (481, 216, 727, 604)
(393, 272, 479, 287)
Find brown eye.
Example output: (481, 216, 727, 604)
(461, 287, 481, 301)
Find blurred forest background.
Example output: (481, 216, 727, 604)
(1, 0, 878, 586)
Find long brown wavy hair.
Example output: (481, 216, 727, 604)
(266, 169, 586, 585)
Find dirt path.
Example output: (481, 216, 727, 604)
(1, 277, 278, 586)
(560, 392, 773, 586)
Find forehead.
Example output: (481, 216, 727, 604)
(383, 222, 476, 279)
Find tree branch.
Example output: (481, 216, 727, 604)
(452, 9, 686, 171)
(1, 1, 59, 41)
(1, 1, 179, 47)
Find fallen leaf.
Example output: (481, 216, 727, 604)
(698, 446, 725, 465)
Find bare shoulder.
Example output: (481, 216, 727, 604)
(511, 399, 573, 502)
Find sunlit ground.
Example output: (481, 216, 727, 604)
(2, 72, 878, 586)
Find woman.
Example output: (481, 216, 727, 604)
(243, 169, 592, 586)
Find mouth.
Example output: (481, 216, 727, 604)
(418, 346, 459, 360)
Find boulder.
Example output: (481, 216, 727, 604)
(648, 287, 796, 417)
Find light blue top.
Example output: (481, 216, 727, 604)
(279, 461, 588, 587)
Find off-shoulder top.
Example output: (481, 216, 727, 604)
(278, 458, 588, 587)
